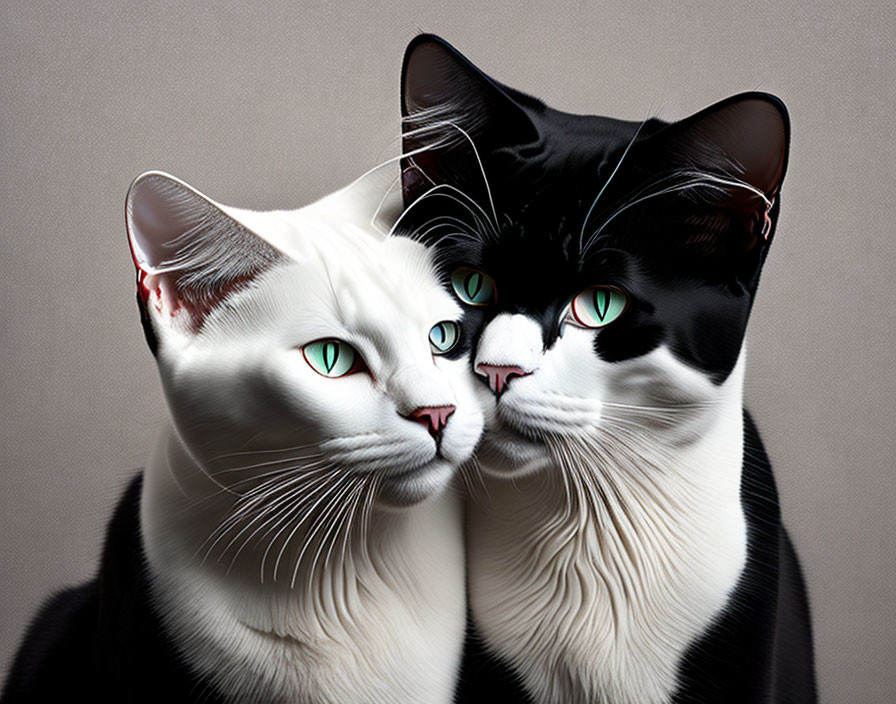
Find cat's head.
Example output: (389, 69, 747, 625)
(127, 171, 483, 505)
(396, 35, 789, 475)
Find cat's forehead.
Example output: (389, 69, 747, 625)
(301, 233, 459, 328)
(225, 212, 460, 339)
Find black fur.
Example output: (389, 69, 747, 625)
(398, 35, 815, 703)
(399, 35, 787, 386)
(451, 413, 816, 703)
(1, 475, 224, 704)
(454, 614, 534, 703)
(671, 411, 816, 703)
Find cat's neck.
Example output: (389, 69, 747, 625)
(141, 426, 466, 704)
(467, 363, 748, 704)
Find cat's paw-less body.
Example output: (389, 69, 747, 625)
(127, 178, 481, 702)
(466, 356, 746, 704)
(464, 412, 815, 704)
(142, 428, 466, 704)
(396, 35, 816, 704)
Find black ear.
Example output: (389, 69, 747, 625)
(667, 92, 789, 196)
(646, 92, 790, 261)
(662, 92, 789, 223)
(400, 34, 537, 206)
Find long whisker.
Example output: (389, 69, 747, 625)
(443, 120, 499, 229)
(210, 452, 324, 477)
(370, 172, 402, 235)
(222, 460, 330, 493)
(288, 476, 362, 589)
(306, 479, 367, 591)
(193, 459, 331, 515)
(583, 169, 770, 254)
(336, 479, 367, 574)
(578, 117, 649, 251)
(390, 184, 497, 241)
(401, 114, 499, 231)
(219, 469, 342, 572)
(200, 466, 334, 569)
(406, 213, 485, 237)
(198, 467, 336, 565)
(343, 138, 452, 194)
(357, 475, 380, 567)
(206, 440, 321, 463)
(268, 473, 354, 584)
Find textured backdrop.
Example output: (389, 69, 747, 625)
(1, 1, 894, 700)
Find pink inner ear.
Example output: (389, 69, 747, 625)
(138, 270, 182, 316)
(132, 251, 210, 331)
(735, 196, 776, 253)
(126, 173, 286, 334)
(136, 261, 265, 333)
(401, 160, 439, 205)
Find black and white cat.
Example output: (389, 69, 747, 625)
(397, 35, 816, 704)
(1, 171, 484, 702)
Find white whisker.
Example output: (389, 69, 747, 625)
(268, 474, 354, 584)
(583, 168, 770, 254)
(210, 453, 324, 477)
(288, 476, 362, 589)
(578, 117, 649, 251)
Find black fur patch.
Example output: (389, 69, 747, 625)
(453, 412, 817, 702)
(398, 35, 788, 386)
(1, 475, 225, 703)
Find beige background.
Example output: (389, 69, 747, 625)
(1, 1, 894, 700)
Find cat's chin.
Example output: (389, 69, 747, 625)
(376, 458, 456, 509)
(477, 424, 553, 479)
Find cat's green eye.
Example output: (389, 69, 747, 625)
(451, 267, 496, 306)
(429, 321, 460, 354)
(303, 339, 360, 378)
(570, 286, 628, 328)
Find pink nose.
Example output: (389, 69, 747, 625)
(476, 364, 532, 395)
(405, 405, 456, 438)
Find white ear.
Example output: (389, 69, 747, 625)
(125, 171, 285, 339)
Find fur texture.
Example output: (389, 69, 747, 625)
(3, 172, 484, 703)
(396, 34, 816, 704)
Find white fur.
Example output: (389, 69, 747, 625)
(133, 176, 483, 703)
(468, 314, 748, 704)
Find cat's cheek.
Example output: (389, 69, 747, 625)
(263, 352, 379, 427)
(440, 410, 485, 467)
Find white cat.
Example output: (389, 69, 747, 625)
(1, 170, 483, 704)
(131, 171, 484, 703)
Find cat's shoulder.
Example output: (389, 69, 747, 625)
(2, 474, 224, 703)
(1, 581, 98, 700)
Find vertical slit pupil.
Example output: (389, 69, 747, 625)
(464, 271, 483, 299)
(593, 289, 610, 321)
(324, 342, 339, 373)
(436, 325, 446, 344)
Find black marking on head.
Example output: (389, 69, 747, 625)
(397, 35, 789, 385)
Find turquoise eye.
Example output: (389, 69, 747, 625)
(303, 339, 358, 377)
(451, 267, 496, 306)
(429, 321, 460, 354)
(570, 286, 628, 328)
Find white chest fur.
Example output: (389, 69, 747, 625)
(467, 391, 747, 704)
(141, 430, 466, 704)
